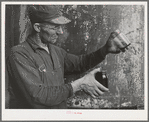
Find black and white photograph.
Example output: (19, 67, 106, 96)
(2, 1, 148, 121)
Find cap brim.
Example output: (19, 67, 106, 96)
(50, 16, 71, 25)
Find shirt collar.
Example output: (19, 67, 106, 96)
(26, 35, 51, 52)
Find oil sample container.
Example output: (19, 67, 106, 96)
(111, 29, 131, 49)
(95, 71, 108, 88)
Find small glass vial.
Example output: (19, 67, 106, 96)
(95, 71, 108, 88)
(112, 29, 131, 49)
(101, 71, 108, 88)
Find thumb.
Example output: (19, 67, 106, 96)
(90, 67, 102, 75)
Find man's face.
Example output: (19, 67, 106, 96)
(39, 23, 63, 44)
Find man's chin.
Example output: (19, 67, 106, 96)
(51, 39, 57, 44)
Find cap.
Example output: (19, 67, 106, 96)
(28, 5, 71, 25)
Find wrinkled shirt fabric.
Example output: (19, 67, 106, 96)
(7, 36, 106, 109)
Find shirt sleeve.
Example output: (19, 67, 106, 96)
(7, 49, 73, 108)
(63, 47, 106, 74)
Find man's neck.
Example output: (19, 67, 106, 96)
(35, 34, 47, 46)
(32, 33, 50, 53)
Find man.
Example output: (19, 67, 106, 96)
(7, 5, 127, 109)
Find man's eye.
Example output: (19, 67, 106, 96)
(52, 27, 56, 30)
(48, 25, 61, 30)
(55, 26, 60, 29)
(50, 26, 58, 30)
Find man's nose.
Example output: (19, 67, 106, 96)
(56, 26, 63, 34)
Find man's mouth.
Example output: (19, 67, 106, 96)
(51, 35, 58, 39)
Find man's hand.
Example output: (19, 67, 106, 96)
(71, 68, 109, 98)
(103, 32, 128, 54)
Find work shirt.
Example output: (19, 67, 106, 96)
(7, 35, 106, 109)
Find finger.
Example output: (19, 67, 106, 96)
(113, 36, 127, 49)
(87, 90, 99, 98)
(125, 43, 131, 50)
(91, 94, 98, 99)
(112, 48, 121, 54)
(90, 67, 102, 75)
(93, 90, 101, 97)
(120, 48, 126, 52)
(121, 41, 128, 48)
(95, 88, 104, 96)
(125, 46, 129, 50)
(95, 81, 109, 92)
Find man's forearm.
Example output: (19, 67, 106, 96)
(79, 45, 108, 72)
(100, 45, 109, 58)
(71, 77, 84, 93)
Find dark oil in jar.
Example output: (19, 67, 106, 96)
(95, 71, 108, 88)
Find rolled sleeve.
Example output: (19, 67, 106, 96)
(65, 83, 74, 97)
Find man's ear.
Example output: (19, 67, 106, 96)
(33, 23, 41, 32)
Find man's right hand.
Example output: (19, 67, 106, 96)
(71, 68, 109, 98)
